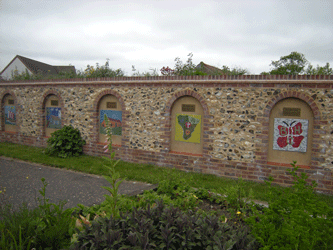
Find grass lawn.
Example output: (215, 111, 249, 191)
(0, 141, 332, 206)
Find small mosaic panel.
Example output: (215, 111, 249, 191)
(182, 104, 195, 112)
(273, 118, 308, 152)
(175, 114, 201, 143)
(4, 106, 16, 125)
(8, 99, 14, 105)
(100, 110, 122, 136)
(107, 102, 117, 109)
(283, 107, 301, 117)
(46, 107, 61, 129)
(51, 100, 59, 106)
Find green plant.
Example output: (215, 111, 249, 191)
(247, 161, 333, 250)
(71, 200, 259, 249)
(0, 178, 75, 249)
(46, 125, 86, 158)
(100, 114, 125, 218)
(0, 204, 36, 250)
(82, 59, 124, 78)
(32, 178, 75, 249)
(220, 178, 254, 211)
(155, 169, 202, 210)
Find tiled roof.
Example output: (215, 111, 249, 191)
(196, 62, 224, 75)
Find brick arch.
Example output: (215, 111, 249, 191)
(1, 90, 19, 132)
(92, 90, 126, 144)
(162, 89, 210, 154)
(256, 90, 323, 166)
(39, 90, 64, 137)
(165, 89, 209, 114)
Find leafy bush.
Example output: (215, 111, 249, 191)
(46, 125, 86, 158)
(246, 162, 333, 250)
(71, 201, 259, 249)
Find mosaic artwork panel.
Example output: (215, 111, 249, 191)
(46, 107, 62, 129)
(4, 105, 16, 125)
(100, 110, 122, 136)
(273, 118, 308, 152)
(175, 114, 201, 143)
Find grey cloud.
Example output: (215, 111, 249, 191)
(1, 0, 332, 75)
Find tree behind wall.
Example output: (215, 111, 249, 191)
(264, 51, 332, 75)
(269, 51, 308, 75)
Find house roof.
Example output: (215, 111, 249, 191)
(196, 61, 224, 75)
(0, 55, 75, 76)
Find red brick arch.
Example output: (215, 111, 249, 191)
(162, 89, 212, 155)
(92, 90, 126, 144)
(256, 90, 324, 167)
(1, 90, 18, 131)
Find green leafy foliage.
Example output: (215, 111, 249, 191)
(269, 51, 308, 75)
(0, 178, 75, 250)
(266, 51, 332, 75)
(82, 60, 124, 78)
(306, 62, 333, 75)
(219, 65, 249, 75)
(46, 125, 86, 158)
(71, 200, 258, 250)
(246, 162, 333, 250)
(161, 53, 249, 76)
(173, 52, 206, 76)
(11, 66, 77, 81)
(219, 178, 254, 211)
(100, 114, 125, 218)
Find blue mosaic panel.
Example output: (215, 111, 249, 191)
(46, 107, 61, 129)
(100, 110, 122, 136)
(4, 106, 16, 125)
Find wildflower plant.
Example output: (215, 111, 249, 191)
(101, 114, 125, 218)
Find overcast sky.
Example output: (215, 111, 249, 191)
(1, 0, 332, 75)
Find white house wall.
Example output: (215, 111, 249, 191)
(0, 58, 32, 80)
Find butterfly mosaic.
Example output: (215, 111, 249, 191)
(273, 118, 308, 152)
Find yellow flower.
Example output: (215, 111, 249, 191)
(26, 176, 29, 179)
(236, 211, 241, 215)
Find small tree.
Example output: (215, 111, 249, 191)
(306, 62, 333, 75)
(269, 51, 308, 75)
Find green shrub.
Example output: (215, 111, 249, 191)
(71, 200, 259, 249)
(246, 162, 333, 250)
(46, 125, 86, 158)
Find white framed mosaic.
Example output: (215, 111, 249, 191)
(273, 118, 308, 152)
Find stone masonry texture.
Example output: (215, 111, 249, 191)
(1, 75, 333, 194)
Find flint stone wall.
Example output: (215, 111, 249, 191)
(1, 75, 333, 193)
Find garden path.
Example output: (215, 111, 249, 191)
(0, 157, 157, 209)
